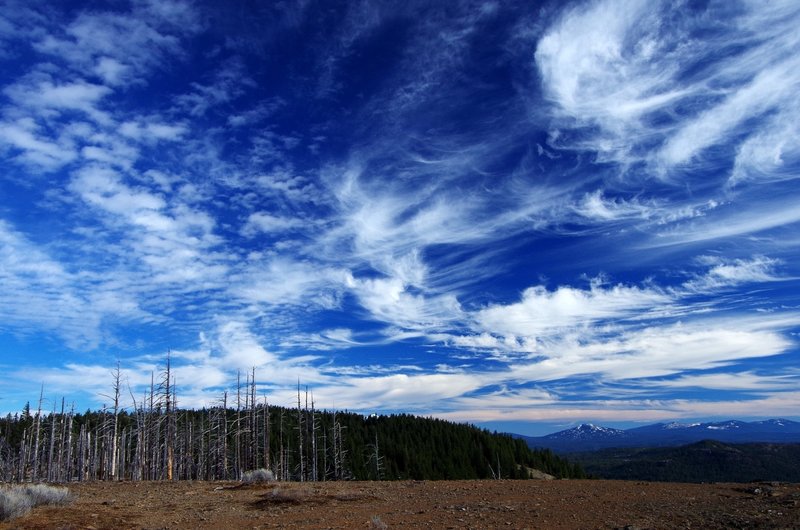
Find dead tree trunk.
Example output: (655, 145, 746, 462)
(65, 404, 74, 482)
(263, 396, 270, 472)
(296, 381, 304, 481)
(221, 391, 229, 479)
(32, 386, 44, 481)
(369, 431, 385, 480)
(164, 353, 174, 481)
(311, 392, 318, 481)
(235, 370, 242, 478)
(105, 362, 122, 481)
(249, 368, 257, 471)
(278, 408, 285, 481)
(47, 400, 56, 481)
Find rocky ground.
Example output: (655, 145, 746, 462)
(3, 479, 800, 529)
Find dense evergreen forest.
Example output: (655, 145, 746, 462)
(0, 365, 583, 483)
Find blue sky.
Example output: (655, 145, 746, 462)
(1, 0, 799, 436)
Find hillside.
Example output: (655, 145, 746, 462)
(571, 440, 800, 483)
(0, 406, 583, 482)
(336, 413, 584, 480)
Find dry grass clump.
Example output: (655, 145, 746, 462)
(0, 488, 33, 521)
(370, 514, 389, 529)
(266, 486, 309, 504)
(252, 485, 314, 509)
(0, 484, 72, 521)
(21, 484, 72, 506)
(241, 468, 276, 483)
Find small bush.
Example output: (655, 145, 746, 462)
(241, 468, 276, 483)
(370, 515, 388, 529)
(0, 484, 71, 522)
(252, 486, 310, 509)
(21, 484, 72, 506)
(269, 487, 306, 503)
(0, 489, 34, 521)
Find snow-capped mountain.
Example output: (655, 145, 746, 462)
(547, 423, 627, 440)
(752, 419, 793, 428)
(519, 419, 800, 453)
(704, 420, 746, 430)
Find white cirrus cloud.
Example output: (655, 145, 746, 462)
(6, 77, 110, 109)
(474, 280, 670, 342)
(118, 120, 187, 143)
(241, 212, 305, 236)
(651, 371, 800, 391)
(0, 220, 145, 349)
(0, 118, 78, 170)
(730, 100, 800, 185)
(231, 258, 348, 309)
(33, 4, 201, 85)
(684, 255, 783, 291)
(436, 391, 800, 425)
(536, 0, 800, 179)
(509, 317, 793, 383)
(649, 199, 800, 247)
(572, 190, 655, 222)
(347, 272, 464, 332)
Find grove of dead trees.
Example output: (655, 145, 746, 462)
(0, 359, 353, 484)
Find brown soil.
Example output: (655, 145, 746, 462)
(4, 479, 800, 529)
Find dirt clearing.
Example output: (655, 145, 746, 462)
(3, 479, 799, 529)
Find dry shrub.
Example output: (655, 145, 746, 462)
(370, 514, 389, 529)
(268, 486, 309, 504)
(0, 489, 33, 521)
(20, 484, 72, 505)
(0, 484, 71, 521)
(241, 468, 276, 483)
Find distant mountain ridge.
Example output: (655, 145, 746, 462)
(519, 419, 800, 453)
(570, 441, 800, 483)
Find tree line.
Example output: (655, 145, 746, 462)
(0, 359, 584, 482)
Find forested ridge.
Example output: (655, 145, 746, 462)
(0, 370, 583, 483)
(572, 440, 800, 483)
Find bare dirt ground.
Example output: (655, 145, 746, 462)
(3, 479, 800, 529)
